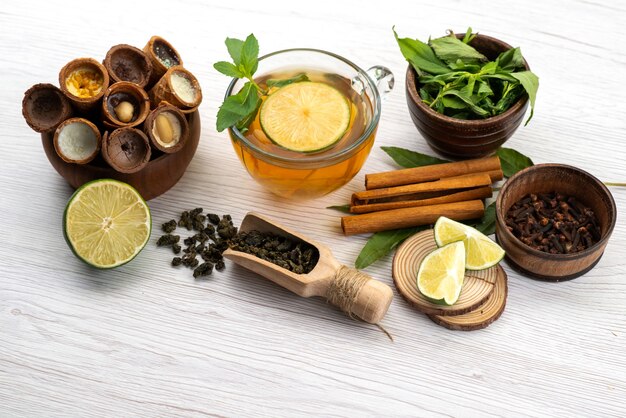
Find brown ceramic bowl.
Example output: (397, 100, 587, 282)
(406, 34, 530, 159)
(495, 164, 616, 281)
(41, 111, 200, 200)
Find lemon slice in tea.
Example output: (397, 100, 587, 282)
(434, 217, 505, 271)
(63, 179, 151, 269)
(417, 241, 466, 305)
(259, 81, 350, 152)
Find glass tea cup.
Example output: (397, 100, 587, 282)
(225, 48, 394, 200)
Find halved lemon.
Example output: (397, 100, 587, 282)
(417, 241, 466, 305)
(63, 179, 151, 269)
(259, 81, 350, 152)
(434, 217, 505, 271)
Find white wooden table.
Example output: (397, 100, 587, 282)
(2, 1, 625, 416)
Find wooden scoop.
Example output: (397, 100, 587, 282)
(223, 212, 393, 324)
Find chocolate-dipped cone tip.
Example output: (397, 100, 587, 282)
(149, 66, 202, 110)
(143, 36, 183, 87)
(104, 44, 152, 88)
(144, 103, 189, 154)
(102, 127, 151, 173)
(22, 83, 73, 133)
(53, 118, 101, 164)
(102, 81, 150, 128)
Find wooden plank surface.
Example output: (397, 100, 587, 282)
(1, 0, 625, 416)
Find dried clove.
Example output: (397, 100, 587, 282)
(506, 192, 600, 254)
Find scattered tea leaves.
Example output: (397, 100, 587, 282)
(381, 146, 448, 168)
(496, 147, 534, 177)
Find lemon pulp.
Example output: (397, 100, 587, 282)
(64, 179, 151, 268)
(259, 81, 351, 152)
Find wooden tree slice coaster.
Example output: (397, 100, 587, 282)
(392, 229, 498, 316)
(428, 266, 508, 331)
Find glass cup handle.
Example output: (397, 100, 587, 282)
(366, 65, 394, 99)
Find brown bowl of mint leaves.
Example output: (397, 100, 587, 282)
(395, 27, 539, 159)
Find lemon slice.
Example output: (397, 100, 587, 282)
(434, 217, 505, 270)
(259, 81, 350, 152)
(63, 179, 151, 269)
(417, 241, 466, 305)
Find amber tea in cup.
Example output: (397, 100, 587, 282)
(226, 49, 393, 200)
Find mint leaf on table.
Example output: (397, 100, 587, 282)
(381, 146, 448, 168)
(473, 202, 497, 235)
(215, 34, 265, 132)
(266, 73, 310, 88)
(496, 147, 534, 177)
(326, 204, 351, 213)
(355, 227, 426, 269)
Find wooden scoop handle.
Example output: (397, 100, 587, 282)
(325, 266, 393, 324)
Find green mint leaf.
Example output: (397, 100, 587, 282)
(430, 35, 487, 64)
(496, 147, 534, 177)
(266, 73, 309, 88)
(214, 61, 244, 78)
(355, 227, 426, 269)
(462, 27, 476, 44)
(381, 146, 448, 168)
(438, 89, 490, 117)
(326, 204, 351, 213)
(497, 47, 525, 71)
(240, 34, 259, 77)
(473, 202, 496, 235)
(216, 82, 260, 132)
(225, 37, 245, 66)
(235, 100, 261, 133)
(393, 27, 450, 76)
(442, 96, 468, 110)
(511, 71, 539, 125)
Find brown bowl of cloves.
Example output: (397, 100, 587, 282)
(22, 36, 203, 200)
(495, 164, 616, 281)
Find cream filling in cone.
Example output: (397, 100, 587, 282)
(170, 73, 197, 105)
(152, 112, 182, 148)
(57, 122, 98, 161)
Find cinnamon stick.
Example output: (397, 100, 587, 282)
(353, 172, 492, 205)
(341, 200, 485, 236)
(365, 156, 501, 190)
(350, 186, 492, 214)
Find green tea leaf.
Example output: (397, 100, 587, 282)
(497, 47, 525, 71)
(496, 147, 534, 177)
(213, 61, 244, 78)
(355, 227, 426, 269)
(393, 27, 450, 76)
(381, 146, 448, 168)
(430, 35, 487, 64)
(266, 73, 310, 88)
(462, 27, 476, 44)
(225, 37, 244, 66)
(473, 202, 496, 235)
(216, 82, 260, 132)
(511, 71, 539, 125)
(439, 89, 490, 117)
(326, 204, 351, 213)
(240, 34, 259, 77)
(442, 96, 468, 110)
